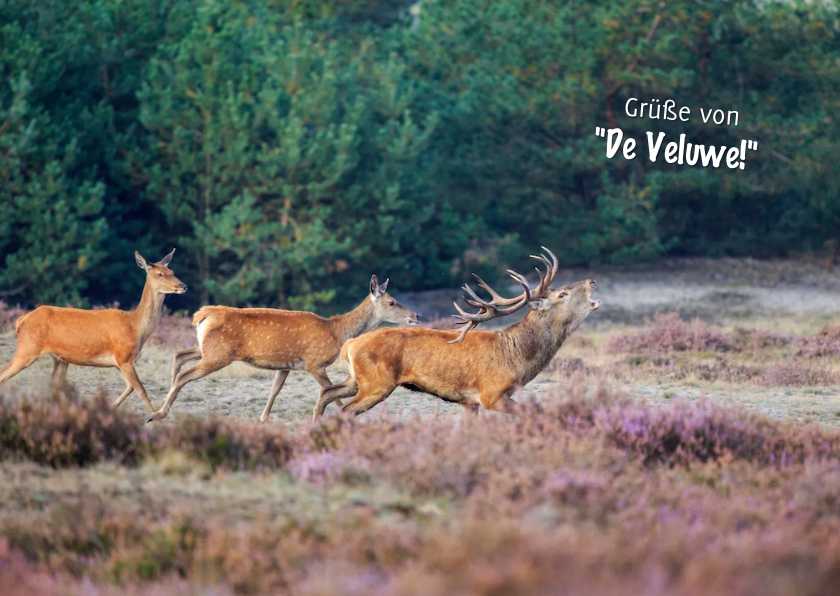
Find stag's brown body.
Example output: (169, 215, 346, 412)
(0, 250, 187, 412)
(152, 276, 419, 422)
(314, 249, 599, 417)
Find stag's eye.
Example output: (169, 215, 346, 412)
(388, 301, 395, 306)
(157, 272, 163, 277)
(558, 292, 568, 298)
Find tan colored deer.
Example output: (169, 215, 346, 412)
(0, 250, 187, 412)
(147, 275, 420, 423)
(313, 248, 599, 418)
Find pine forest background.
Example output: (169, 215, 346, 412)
(2, 0, 839, 312)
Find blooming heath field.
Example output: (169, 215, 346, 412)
(2, 257, 840, 595)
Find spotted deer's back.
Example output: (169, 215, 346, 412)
(207, 310, 338, 370)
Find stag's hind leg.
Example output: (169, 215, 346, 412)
(313, 376, 359, 420)
(341, 384, 396, 416)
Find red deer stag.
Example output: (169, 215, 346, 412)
(0, 250, 187, 412)
(313, 248, 599, 418)
(148, 275, 419, 422)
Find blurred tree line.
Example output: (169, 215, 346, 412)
(1, 0, 839, 311)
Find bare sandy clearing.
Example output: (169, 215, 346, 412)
(2, 257, 840, 426)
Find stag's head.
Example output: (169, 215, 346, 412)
(369, 275, 420, 326)
(530, 278, 600, 333)
(136, 249, 188, 295)
(449, 247, 599, 343)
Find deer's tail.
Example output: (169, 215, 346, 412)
(14, 312, 30, 334)
(192, 306, 217, 327)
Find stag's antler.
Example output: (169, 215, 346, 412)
(448, 247, 559, 344)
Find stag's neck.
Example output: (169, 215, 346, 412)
(131, 280, 166, 345)
(329, 298, 379, 344)
(500, 312, 574, 383)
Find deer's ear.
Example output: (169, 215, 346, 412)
(378, 277, 389, 294)
(528, 299, 550, 311)
(370, 275, 381, 298)
(135, 252, 151, 270)
(157, 248, 176, 266)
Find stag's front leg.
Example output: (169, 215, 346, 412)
(481, 385, 521, 415)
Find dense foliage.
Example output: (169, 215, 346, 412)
(2, 0, 839, 309)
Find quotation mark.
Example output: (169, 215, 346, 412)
(747, 140, 758, 150)
(595, 126, 606, 137)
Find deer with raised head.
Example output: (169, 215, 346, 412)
(0, 250, 187, 412)
(148, 275, 420, 422)
(313, 248, 599, 418)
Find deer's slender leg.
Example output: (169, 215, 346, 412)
(0, 348, 40, 385)
(111, 382, 134, 409)
(313, 376, 358, 420)
(49, 357, 69, 399)
(116, 361, 155, 413)
(259, 370, 290, 424)
(308, 366, 346, 408)
(461, 403, 480, 415)
(148, 357, 227, 422)
(171, 347, 201, 385)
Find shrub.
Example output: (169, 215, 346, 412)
(0, 390, 293, 470)
(607, 313, 732, 354)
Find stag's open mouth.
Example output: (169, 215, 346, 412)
(590, 299, 600, 310)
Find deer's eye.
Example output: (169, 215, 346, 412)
(157, 272, 163, 277)
(558, 292, 567, 298)
(389, 301, 395, 306)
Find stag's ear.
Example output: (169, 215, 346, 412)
(157, 248, 176, 266)
(370, 275, 381, 298)
(528, 299, 551, 311)
(378, 277, 389, 294)
(135, 252, 151, 270)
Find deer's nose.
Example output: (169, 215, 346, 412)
(589, 279, 597, 288)
(180, 283, 188, 292)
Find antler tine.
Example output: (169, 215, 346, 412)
(452, 301, 485, 321)
(528, 246, 559, 297)
(507, 270, 532, 299)
(534, 266, 545, 290)
(541, 245, 559, 285)
(449, 248, 555, 342)
(462, 282, 490, 308)
(448, 321, 477, 344)
(471, 274, 523, 306)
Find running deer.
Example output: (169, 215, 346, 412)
(148, 275, 420, 423)
(0, 250, 187, 412)
(313, 248, 599, 418)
